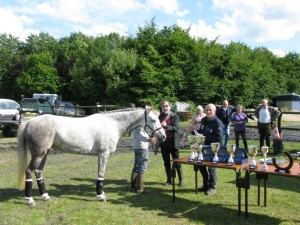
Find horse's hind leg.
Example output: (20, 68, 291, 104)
(25, 153, 48, 206)
(35, 153, 51, 201)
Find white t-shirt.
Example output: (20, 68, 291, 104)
(259, 108, 271, 123)
(132, 127, 149, 149)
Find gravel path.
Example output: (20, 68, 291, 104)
(0, 126, 298, 153)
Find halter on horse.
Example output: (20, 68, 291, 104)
(17, 108, 166, 206)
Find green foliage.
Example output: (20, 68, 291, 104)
(1, 20, 300, 107)
(0, 34, 22, 98)
(16, 53, 60, 95)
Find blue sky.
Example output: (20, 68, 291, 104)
(1, 0, 300, 56)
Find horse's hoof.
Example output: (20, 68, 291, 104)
(27, 201, 36, 207)
(41, 193, 51, 201)
(96, 192, 106, 202)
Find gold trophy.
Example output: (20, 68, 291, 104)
(187, 135, 196, 162)
(248, 146, 258, 169)
(195, 135, 205, 163)
(226, 144, 236, 166)
(211, 142, 220, 163)
(261, 146, 269, 170)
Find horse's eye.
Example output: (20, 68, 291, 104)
(152, 119, 156, 123)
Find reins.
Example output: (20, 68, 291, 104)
(144, 110, 163, 155)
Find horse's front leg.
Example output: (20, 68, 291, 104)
(96, 151, 110, 202)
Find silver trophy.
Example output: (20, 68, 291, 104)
(261, 146, 269, 170)
(187, 135, 196, 162)
(248, 146, 258, 169)
(195, 135, 205, 163)
(226, 144, 236, 166)
(211, 142, 220, 163)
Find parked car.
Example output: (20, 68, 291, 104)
(56, 101, 86, 116)
(0, 99, 20, 137)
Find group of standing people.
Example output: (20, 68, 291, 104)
(130, 98, 280, 196)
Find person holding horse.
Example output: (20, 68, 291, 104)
(159, 100, 183, 186)
(131, 106, 158, 194)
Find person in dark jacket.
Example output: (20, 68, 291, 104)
(197, 103, 224, 196)
(159, 100, 183, 186)
(216, 100, 234, 146)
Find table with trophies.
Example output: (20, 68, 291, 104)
(171, 134, 250, 217)
(171, 135, 300, 218)
(243, 146, 300, 218)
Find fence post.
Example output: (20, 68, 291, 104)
(278, 109, 282, 134)
(96, 102, 100, 113)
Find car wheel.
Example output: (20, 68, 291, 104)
(2, 125, 14, 137)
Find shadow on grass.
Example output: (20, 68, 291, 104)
(226, 172, 300, 193)
(0, 177, 290, 225)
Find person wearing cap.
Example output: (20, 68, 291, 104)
(189, 105, 206, 133)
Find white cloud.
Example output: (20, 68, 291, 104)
(76, 22, 129, 37)
(0, 7, 37, 40)
(146, 0, 188, 17)
(177, 0, 300, 55)
(211, 0, 300, 43)
(270, 49, 287, 57)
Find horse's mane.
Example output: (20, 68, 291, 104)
(96, 107, 144, 114)
(96, 107, 160, 117)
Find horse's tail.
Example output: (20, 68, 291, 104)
(18, 121, 29, 190)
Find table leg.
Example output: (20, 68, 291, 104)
(236, 170, 250, 218)
(194, 165, 198, 194)
(257, 178, 261, 206)
(256, 173, 268, 207)
(172, 163, 176, 203)
(264, 178, 267, 207)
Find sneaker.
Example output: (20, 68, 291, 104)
(206, 189, 216, 196)
(165, 179, 173, 186)
(197, 186, 208, 192)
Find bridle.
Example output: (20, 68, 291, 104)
(144, 110, 163, 154)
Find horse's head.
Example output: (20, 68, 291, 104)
(144, 109, 166, 143)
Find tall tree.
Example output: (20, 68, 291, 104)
(0, 34, 22, 98)
(16, 53, 60, 95)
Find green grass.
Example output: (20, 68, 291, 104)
(1, 142, 300, 225)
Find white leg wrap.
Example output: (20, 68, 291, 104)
(96, 192, 106, 202)
(25, 197, 36, 206)
(41, 193, 51, 201)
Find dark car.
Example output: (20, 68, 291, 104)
(56, 101, 86, 116)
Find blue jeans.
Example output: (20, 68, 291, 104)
(223, 123, 230, 146)
(132, 149, 148, 174)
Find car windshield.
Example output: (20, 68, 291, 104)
(0, 100, 19, 110)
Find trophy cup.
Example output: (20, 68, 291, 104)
(261, 146, 269, 170)
(195, 135, 205, 163)
(211, 142, 220, 164)
(248, 146, 258, 169)
(226, 144, 236, 166)
(187, 135, 196, 162)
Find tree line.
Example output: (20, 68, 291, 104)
(0, 20, 299, 110)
